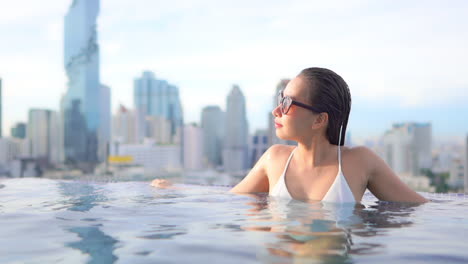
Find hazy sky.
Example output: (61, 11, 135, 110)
(1, 0, 467, 142)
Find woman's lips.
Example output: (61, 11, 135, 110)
(275, 122, 283, 128)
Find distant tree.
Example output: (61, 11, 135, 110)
(421, 169, 449, 193)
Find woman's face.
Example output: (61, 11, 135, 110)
(272, 76, 318, 141)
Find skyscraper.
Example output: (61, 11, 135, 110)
(98, 84, 111, 160)
(145, 115, 171, 144)
(112, 104, 137, 144)
(250, 129, 268, 168)
(183, 123, 204, 170)
(382, 122, 432, 176)
(63, 0, 109, 167)
(267, 79, 296, 147)
(134, 71, 183, 143)
(465, 134, 468, 193)
(0, 77, 2, 138)
(11, 123, 27, 139)
(223, 85, 249, 173)
(448, 158, 464, 190)
(28, 109, 61, 165)
(201, 106, 224, 167)
(0, 138, 22, 171)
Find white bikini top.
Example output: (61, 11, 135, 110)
(270, 126, 356, 203)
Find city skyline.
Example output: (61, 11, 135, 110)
(1, 0, 468, 142)
(62, 0, 110, 165)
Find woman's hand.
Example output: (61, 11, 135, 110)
(150, 179, 173, 188)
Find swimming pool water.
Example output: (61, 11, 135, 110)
(1, 177, 467, 264)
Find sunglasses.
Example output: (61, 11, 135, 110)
(277, 89, 323, 114)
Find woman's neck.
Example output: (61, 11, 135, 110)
(295, 135, 337, 168)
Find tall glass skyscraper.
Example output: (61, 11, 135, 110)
(134, 71, 183, 143)
(201, 106, 224, 167)
(63, 0, 110, 166)
(223, 85, 249, 173)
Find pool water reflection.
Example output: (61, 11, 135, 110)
(0, 178, 467, 263)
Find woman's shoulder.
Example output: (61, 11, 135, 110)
(262, 144, 296, 169)
(343, 145, 373, 155)
(346, 145, 378, 155)
(267, 144, 296, 158)
(342, 145, 379, 169)
(341, 146, 380, 185)
(263, 144, 296, 182)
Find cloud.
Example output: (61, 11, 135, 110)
(0, 0, 68, 24)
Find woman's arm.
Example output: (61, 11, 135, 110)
(151, 146, 274, 192)
(230, 146, 274, 193)
(363, 147, 428, 203)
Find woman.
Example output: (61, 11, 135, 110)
(229, 67, 427, 203)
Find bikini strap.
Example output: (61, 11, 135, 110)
(338, 124, 343, 171)
(286, 148, 296, 167)
(281, 147, 296, 176)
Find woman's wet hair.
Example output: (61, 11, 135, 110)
(298, 67, 351, 146)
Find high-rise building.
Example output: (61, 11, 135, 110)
(0, 138, 21, 172)
(382, 122, 432, 176)
(98, 84, 111, 161)
(448, 158, 464, 190)
(10, 138, 29, 157)
(0, 77, 2, 138)
(145, 115, 171, 144)
(267, 79, 296, 147)
(28, 109, 61, 165)
(223, 85, 249, 173)
(112, 105, 138, 144)
(62, 0, 108, 167)
(11, 122, 27, 139)
(250, 129, 268, 168)
(110, 140, 181, 172)
(134, 71, 183, 143)
(183, 124, 204, 170)
(201, 106, 224, 167)
(465, 134, 468, 193)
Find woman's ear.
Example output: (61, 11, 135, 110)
(312, 112, 328, 129)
